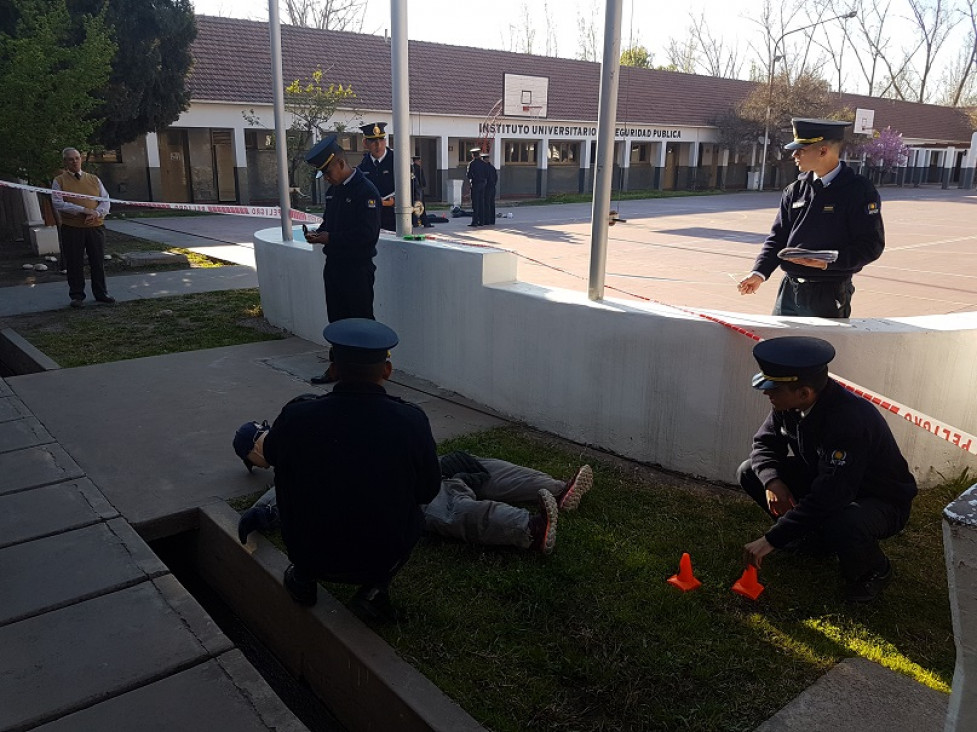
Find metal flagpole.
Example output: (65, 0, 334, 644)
(588, 0, 623, 301)
(268, 0, 292, 241)
(390, 0, 412, 236)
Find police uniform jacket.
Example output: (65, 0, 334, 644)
(485, 160, 498, 188)
(319, 168, 380, 263)
(750, 378, 916, 548)
(358, 148, 396, 199)
(753, 162, 884, 281)
(467, 157, 489, 187)
(263, 382, 442, 579)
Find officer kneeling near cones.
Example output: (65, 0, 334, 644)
(738, 336, 917, 602)
(261, 318, 441, 622)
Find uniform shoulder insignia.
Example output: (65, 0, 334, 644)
(828, 449, 848, 466)
(865, 201, 880, 215)
(367, 198, 377, 208)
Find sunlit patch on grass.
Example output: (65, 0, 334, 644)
(804, 617, 951, 692)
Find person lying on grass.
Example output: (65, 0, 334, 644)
(235, 424, 593, 558)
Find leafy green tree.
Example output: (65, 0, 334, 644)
(284, 67, 356, 191)
(242, 66, 356, 199)
(0, 0, 114, 183)
(621, 44, 652, 68)
(67, 0, 196, 150)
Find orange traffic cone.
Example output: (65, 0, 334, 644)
(667, 552, 702, 591)
(732, 565, 765, 600)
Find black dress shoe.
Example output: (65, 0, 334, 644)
(283, 564, 317, 606)
(95, 296, 116, 304)
(69, 299, 84, 309)
(349, 586, 401, 623)
(310, 369, 337, 385)
(844, 558, 892, 603)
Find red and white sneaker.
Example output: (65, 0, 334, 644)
(528, 489, 559, 554)
(559, 465, 593, 511)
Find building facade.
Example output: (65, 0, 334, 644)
(91, 16, 977, 207)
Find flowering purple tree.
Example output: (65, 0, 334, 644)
(854, 127, 910, 180)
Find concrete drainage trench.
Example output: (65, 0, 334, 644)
(150, 530, 345, 732)
(147, 503, 485, 732)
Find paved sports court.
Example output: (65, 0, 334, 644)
(118, 186, 977, 319)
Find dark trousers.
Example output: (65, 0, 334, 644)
(484, 185, 497, 224)
(323, 260, 375, 322)
(379, 206, 395, 232)
(773, 275, 854, 318)
(62, 225, 108, 301)
(291, 552, 409, 592)
(737, 458, 909, 582)
(470, 182, 487, 225)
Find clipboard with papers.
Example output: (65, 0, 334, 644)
(777, 247, 838, 263)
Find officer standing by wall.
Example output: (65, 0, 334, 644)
(481, 151, 498, 225)
(737, 119, 885, 318)
(304, 135, 381, 384)
(466, 147, 489, 227)
(357, 122, 397, 232)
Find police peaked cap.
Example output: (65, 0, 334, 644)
(323, 318, 398, 364)
(751, 336, 835, 390)
(305, 135, 345, 175)
(360, 122, 387, 139)
(784, 118, 852, 150)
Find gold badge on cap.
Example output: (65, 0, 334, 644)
(373, 125, 381, 137)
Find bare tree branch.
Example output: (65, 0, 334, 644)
(905, 0, 960, 102)
(282, 0, 366, 32)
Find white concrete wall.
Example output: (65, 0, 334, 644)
(254, 227, 977, 486)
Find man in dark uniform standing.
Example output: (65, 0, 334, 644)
(738, 336, 917, 602)
(466, 147, 488, 227)
(481, 151, 498, 225)
(411, 155, 432, 228)
(304, 135, 381, 384)
(357, 122, 397, 232)
(262, 318, 442, 622)
(737, 118, 885, 318)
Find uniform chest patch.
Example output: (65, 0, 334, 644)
(823, 205, 835, 213)
(828, 449, 847, 466)
(866, 202, 880, 215)
(366, 198, 377, 208)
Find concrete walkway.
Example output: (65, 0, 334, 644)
(0, 205, 954, 730)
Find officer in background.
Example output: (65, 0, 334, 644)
(737, 119, 885, 318)
(481, 151, 498, 225)
(357, 122, 396, 231)
(304, 135, 381, 384)
(466, 147, 489, 226)
(262, 319, 442, 622)
(410, 155, 432, 228)
(738, 336, 917, 603)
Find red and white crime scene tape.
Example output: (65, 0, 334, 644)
(425, 232, 977, 458)
(6, 178, 974, 456)
(0, 179, 324, 224)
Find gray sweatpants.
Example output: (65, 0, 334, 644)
(423, 457, 565, 548)
(247, 457, 565, 550)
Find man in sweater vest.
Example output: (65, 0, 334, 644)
(52, 147, 114, 308)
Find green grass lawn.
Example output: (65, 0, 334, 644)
(6, 289, 283, 367)
(234, 426, 963, 732)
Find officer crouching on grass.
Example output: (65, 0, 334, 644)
(738, 336, 917, 603)
(259, 318, 441, 622)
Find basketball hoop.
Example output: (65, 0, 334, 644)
(524, 105, 544, 120)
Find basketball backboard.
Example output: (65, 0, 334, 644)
(853, 108, 875, 135)
(503, 74, 549, 118)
